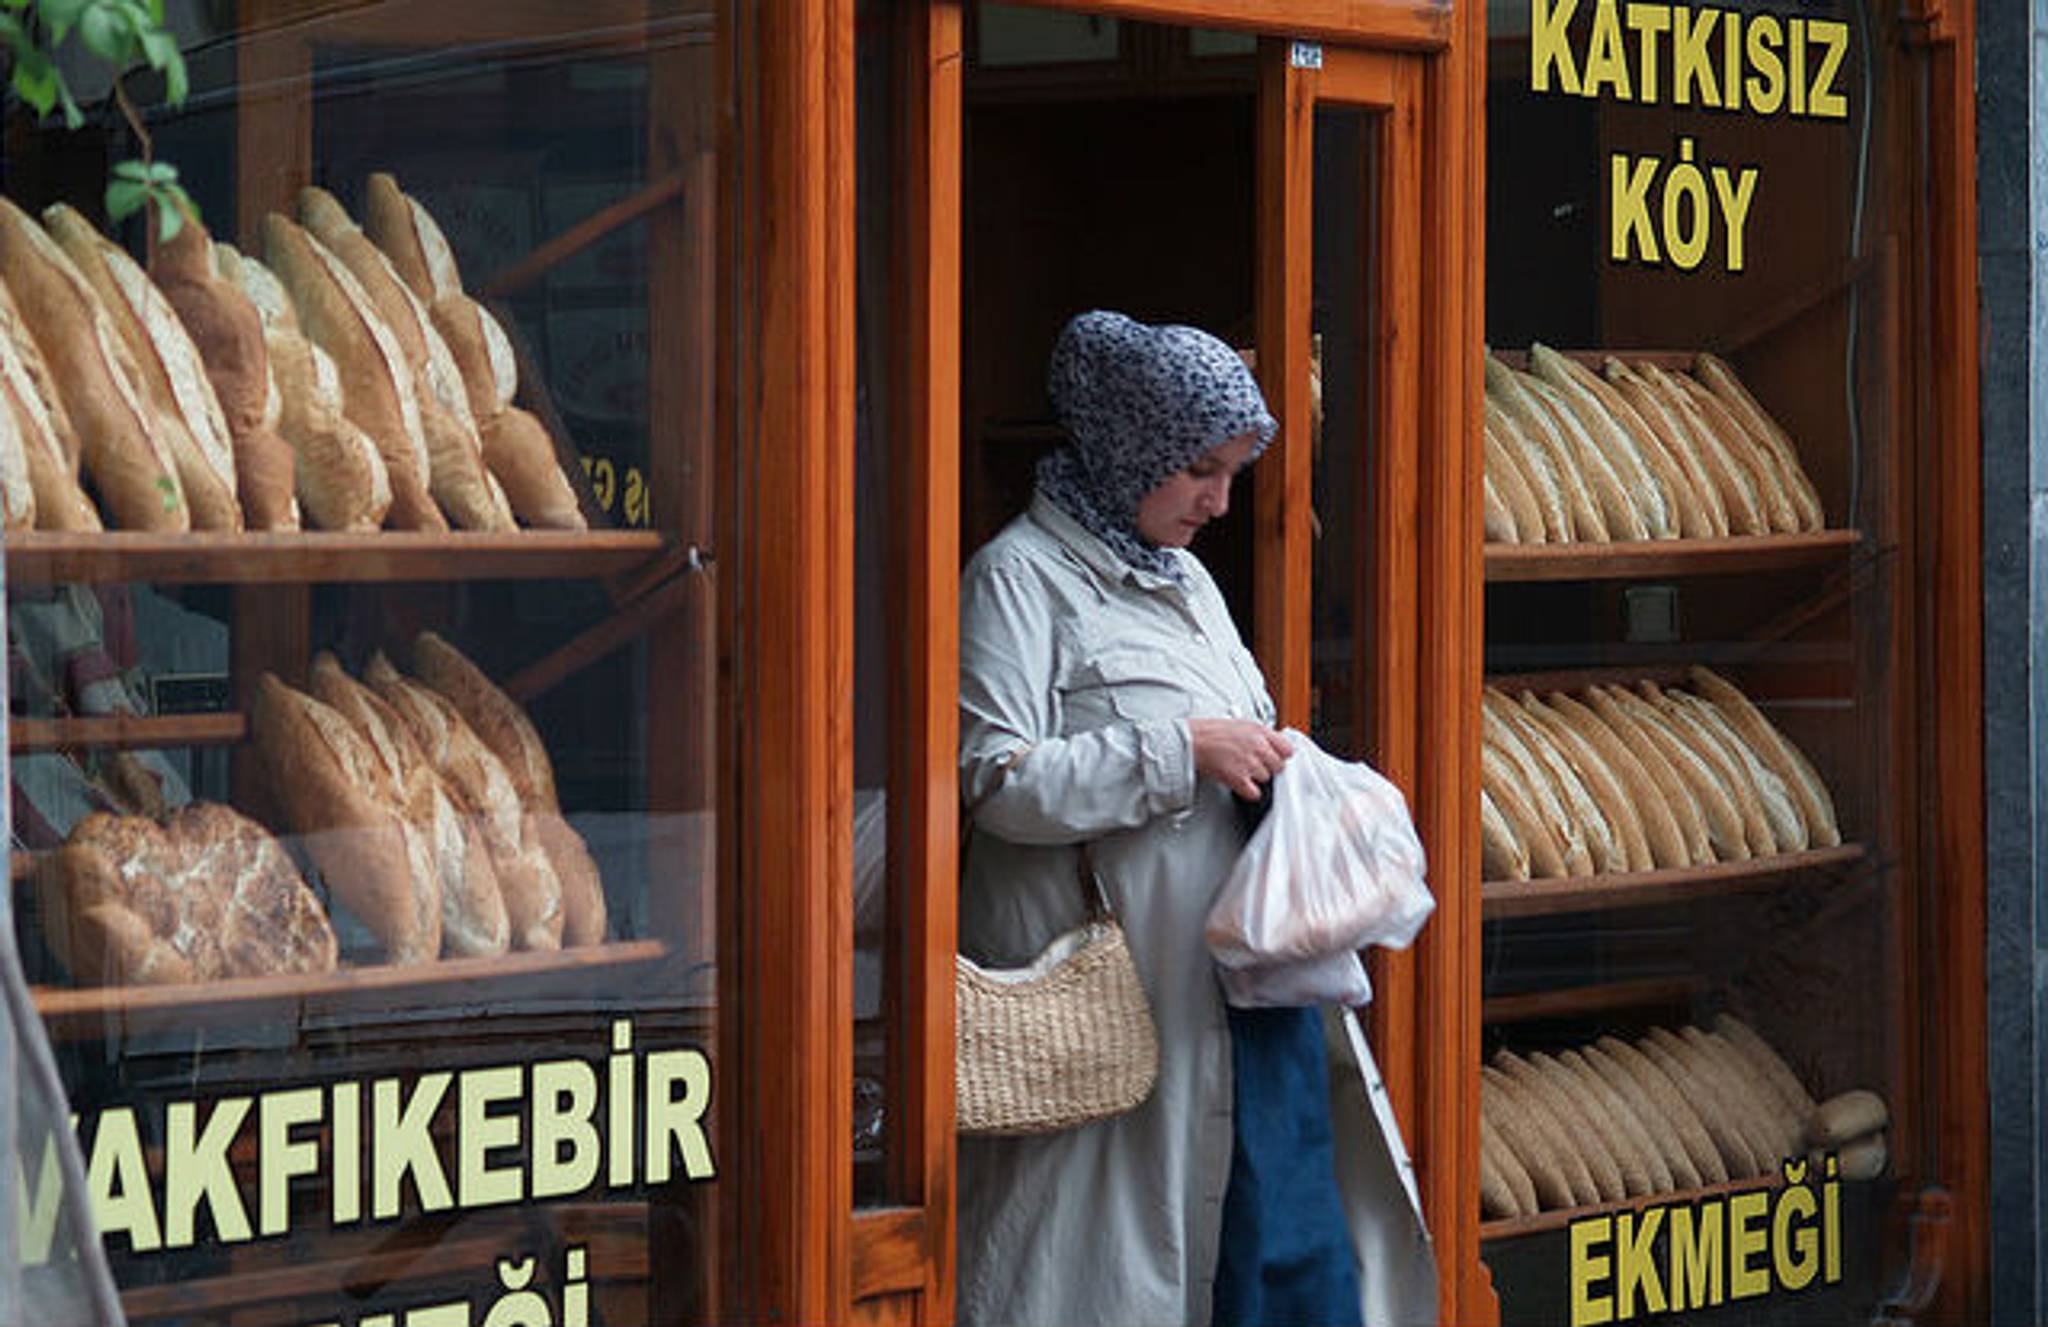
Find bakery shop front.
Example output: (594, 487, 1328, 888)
(0, 1, 1990, 1325)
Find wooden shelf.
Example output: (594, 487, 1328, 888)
(1483, 845, 1867, 921)
(1483, 977, 1704, 1025)
(1481, 1174, 1783, 1241)
(10, 712, 247, 753)
(1485, 530, 1861, 582)
(32, 938, 684, 1040)
(3, 529, 672, 586)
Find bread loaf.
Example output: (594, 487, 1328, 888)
(366, 652, 564, 951)
(362, 170, 463, 302)
(1480, 1114, 1540, 1216)
(1581, 1041, 1706, 1189)
(1480, 789, 1531, 882)
(1560, 351, 1715, 539)
(1694, 352, 1825, 529)
(1672, 371, 1801, 533)
(1505, 1050, 1628, 1200)
(1811, 1089, 1889, 1147)
(1483, 474, 1516, 543)
(310, 652, 509, 959)
(1482, 748, 1564, 880)
(1602, 358, 1730, 537)
(220, 243, 394, 532)
(0, 197, 187, 530)
(1556, 1048, 1675, 1195)
(1608, 686, 1749, 860)
(1673, 691, 1808, 852)
(1524, 373, 1650, 541)
(1486, 354, 1608, 540)
(1583, 685, 1712, 865)
(1482, 1065, 1590, 1208)
(0, 371, 32, 529)
(45, 203, 242, 531)
(1484, 413, 1550, 543)
(298, 187, 513, 532)
(149, 206, 300, 530)
(1642, 682, 1778, 857)
(1521, 692, 1654, 873)
(262, 213, 443, 529)
(1836, 1132, 1887, 1180)
(1486, 397, 1571, 541)
(253, 672, 441, 964)
(1712, 1013, 1820, 1123)
(0, 280, 97, 530)
(1484, 689, 1594, 876)
(38, 803, 336, 986)
(1636, 362, 1768, 535)
(1638, 1031, 1761, 1177)
(1687, 666, 1842, 848)
(1496, 690, 1621, 872)
(1682, 1026, 1802, 1166)
(1530, 344, 1671, 539)
(1594, 1035, 1729, 1183)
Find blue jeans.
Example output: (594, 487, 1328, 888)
(1212, 1005, 1363, 1327)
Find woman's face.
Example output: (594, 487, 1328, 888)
(1134, 432, 1259, 548)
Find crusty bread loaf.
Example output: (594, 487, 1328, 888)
(216, 242, 392, 531)
(1496, 690, 1621, 872)
(1692, 1027, 1805, 1165)
(1557, 1048, 1675, 1194)
(1546, 690, 1688, 869)
(1505, 1050, 1628, 1200)
(0, 373, 31, 529)
(1603, 358, 1731, 537)
(366, 652, 564, 951)
(1480, 789, 1531, 882)
(411, 630, 605, 945)
(310, 652, 509, 959)
(1672, 371, 1801, 533)
(0, 280, 97, 530)
(1484, 414, 1548, 543)
(1481, 1066, 1581, 1209)
(1584, 685, 1712, 865)
(298, 187, 513, 532)
(1609, 686, 1749, 860)
(362, 170, 464, 302)
(1484, 689, 1593, 875)
(1594, 1035, 1729, 1183)
(1713, 1013, 1820, 1123)
(1487, 354, 1608, 540)
(1482, 748, 1564, 879)
(1480, 1113, 1540, 1216)
(1484, 1063, 1600, 1206)
(1811, 1089, 1889, 1147)
(0, 197, 187, 530)
(45, 203, 242, 531)
(1687, 666, 1842, 848)
(253, 672, 441, 964)
(1643, 682, 1778, 856)
(1582, 1041, 1706, 1189)
(149, 207, 300, 530)
(1524, 373, 1650, 541)
(1638, 1031, 1761, 1178)
(1486, 397, 1571, 541)
(38, 803, 336, 986)
(1636, 361, 1768, 536)
(1694, 352, 1825, 529)
(1530, 344, 1671, 539)
(1521, 692, 1654, 873)
(262, 213, 443, 529)
(1483, 474, 1516, 543)
(1673, 691, 1807, 852)
(1563, 352, 1715, 539)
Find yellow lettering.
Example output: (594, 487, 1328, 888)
(1773, 1181, 1820, 1290)
(1790, 21, 1807, 114)
(1663, 138, 1710, 270)
(1713, 164, 1758, 271)
(1728, 1190, 1771, 1298)
(1611, 154, 1661, 263)
(1809, 21, 1849, 118)
(1531, 0, 1583, 93)
(1667, 1203, 1724, 1309)
(1582, 0, 1633, 99)
(1570, 1216, 1615, 1326)
(1824, 1160, 1842, 1282)
(16, 1130, 63, 1266)
(645, 1049, 716, 1182)
(259, 1088, 322, 1238)
(458, 1066, 526, 1208)
(1615, 1207, 1668, 1317)
(1722, 11, 1741, 109)
(332, 1081, 362, 1225)
(1744, 18, 1785, 113)
(610, 1020, 637, 1188)
(1672, 9, 1721, 107)
(532, 1061, 603, 1199)
(85, 1108, 161, 1254)
(165, 1098, 253, 1249)
(1626, 4, 1670, 102)
(373, 1074, 453, 1219)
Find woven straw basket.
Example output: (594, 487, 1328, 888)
(956, 919, 1160, 1136)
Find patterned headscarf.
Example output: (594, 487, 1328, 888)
(1037, 310, 1277, 582)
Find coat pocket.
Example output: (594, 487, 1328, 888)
(1059, 646, 1194, 729)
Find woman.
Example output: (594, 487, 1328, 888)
(957, 310, 1363, 1326)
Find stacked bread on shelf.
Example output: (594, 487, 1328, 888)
(0, 179, 586, 535)
(33, 802, 337, 985)
(1484, 345, 1825, 545)
(252, 632, 608, 967)
(1481, 666, 1842, 883)
(1480, 1015, 1887, 1220)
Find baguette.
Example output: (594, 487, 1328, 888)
(1672, 691, 1807, 852)
(1524, 373, 1651, 541)
(1581, 1041, 1706, 1188)
(1486, 354, 1608, 540)
(1480, 789, 1531, 882)
(1604, 359, 1731, 537)
(1500, 1050, 1628, 1202)
(1836, 1133, 1887, 1181)
(299, 187, 514, 532)
(217, 242, 394, 531)
(1637, 362, 1768, 535)
(1609, 686, 1750, 860)
(263, 213, 443, 529)
(1694, 351, 1825, 529)
(362, 170, 463, 302)
(45, 203, 242, 531)
(1481, 1114, 1540, 1216)
(1530, 344, 1672, 538)
(310, 652, 509, 959)
(1687, 666, 1842, 847)
(1597, 1032, 1728, 1187)
(252, 673, 441, 964)
(0, 279, 97, 529)
(366, 653, 565, 951)
(1487, 397, 1572, 541)
(0, 197, 187, 530)
(1712, 1013, 1820, 1123)
(1520, 692, 1654, 873)
(1683, 1027, 1803, 1167)
(413, 630, 605, 945)
(1556, 1048, 1675, 1194)
(1482, 1072, 1575, 1210)
(149, 206, 300, 530)
(1480, 1143, 1521, 1219)
(0, 371, 31, 528)
(1584, 685, 1712, 865)
(1673, 371, 1801, 533)
(1643, 682, 1778, 856)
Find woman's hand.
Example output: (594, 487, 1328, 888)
(1187, 719, 1294, 799)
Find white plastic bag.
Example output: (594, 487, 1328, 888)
(1206, 730, 1432, 1002)
(1218, 950, 1372, 1008)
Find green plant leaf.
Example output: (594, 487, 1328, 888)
(10, 48, 59, 118)
(0, 1, 34, 12)
(111, 157, 150, 180)
(38, 0, 88, 43)
(104, 176, 147, 222)
(53, 74, 81, 128)
(77, 2, 132, 63)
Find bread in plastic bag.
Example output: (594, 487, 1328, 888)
(1206, 729, 1433, 979)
